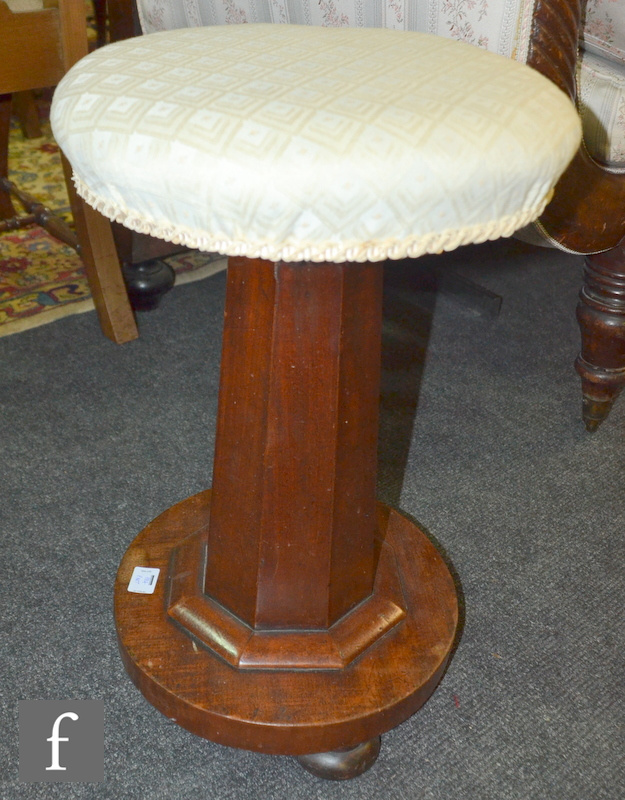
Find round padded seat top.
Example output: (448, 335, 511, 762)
(51, 24, 581, 263)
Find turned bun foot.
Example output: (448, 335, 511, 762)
(297, 737, 381, 780)
(122, 259, 175, 311)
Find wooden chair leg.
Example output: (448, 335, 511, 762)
(107, 0, 137, 42)
(62, 154, 138, 344)
(92, 0, 108, 47)
(575, 243, 625, 430)
(1, 118, 136, 343)
(0, 174, 79, 247)
(12, 91, 42, 139)
(0, 93, 17, 219)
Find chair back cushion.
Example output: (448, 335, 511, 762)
(579, 51, 625, 166)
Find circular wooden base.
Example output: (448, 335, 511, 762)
(114, 490, 458, 757)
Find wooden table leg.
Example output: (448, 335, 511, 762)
(114, 257, 458, 779)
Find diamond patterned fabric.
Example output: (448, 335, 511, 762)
(134, 0, 625, 172)
(51, 24, 580, 263)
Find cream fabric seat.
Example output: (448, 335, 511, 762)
(51, 24, 580, 264)
(135, 0, 625, 179)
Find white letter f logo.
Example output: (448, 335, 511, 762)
(46, 711, 79, 771)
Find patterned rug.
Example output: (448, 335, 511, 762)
(0, 59, 224, 339)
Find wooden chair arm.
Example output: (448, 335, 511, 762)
(529, 0, 625, 252)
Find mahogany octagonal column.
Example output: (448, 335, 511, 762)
(206, 258, 382, 627)
(114, 257, 459, 776)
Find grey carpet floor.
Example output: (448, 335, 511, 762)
(1, 238, 623, 799)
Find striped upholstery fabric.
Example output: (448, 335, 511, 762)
(579, 51, 625, 168)
(136, 0, 537, 61)
(580, 0, 625, 169)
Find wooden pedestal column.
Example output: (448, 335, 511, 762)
(114, 257, 458, 779)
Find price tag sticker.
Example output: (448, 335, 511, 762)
(127, 566, 160, 594)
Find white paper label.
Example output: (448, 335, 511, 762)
(127, 566, 160, 594)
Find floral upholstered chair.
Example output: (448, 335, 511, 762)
(128, 0, 625, 430)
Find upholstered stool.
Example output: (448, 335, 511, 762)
(51, 24, 580, 779)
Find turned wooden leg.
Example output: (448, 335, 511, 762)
(12, 91, 42, 139)
(93, 0, 108, 47)
(107, 0, 138, 42)
(120, 259, 176, 311)
(114, 257, 458, 777)
(0, 92, 77, 248)
(575, 244, 625, 431)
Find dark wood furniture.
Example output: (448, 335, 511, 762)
(575, 244, 625, 430)
(92, 0, 107, 46)
(51, 0, 593, 782)
(11, 90, 42, 139)
(526, 1, 625, 430)
(0, 0, 137, 343)
(115, 259, 459, 778)
(106, 0, 138, 40)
